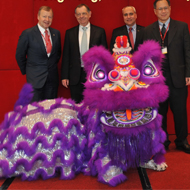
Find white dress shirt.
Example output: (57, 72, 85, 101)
(37, 23, 52, 57)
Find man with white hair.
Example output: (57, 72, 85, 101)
(110, 6, 144, 54)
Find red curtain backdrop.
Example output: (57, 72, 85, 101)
(0, 0, 190, 134)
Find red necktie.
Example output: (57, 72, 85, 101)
(129, 27, 134, 50)
(45, 30, 52, 54)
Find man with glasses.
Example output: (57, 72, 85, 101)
(143, 0, 190, 153)
(61, 4, 107, 103)
(110, 6, 144, 54)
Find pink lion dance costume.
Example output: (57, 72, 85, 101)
(0, 36, 168, 186)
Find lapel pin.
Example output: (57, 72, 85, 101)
(53, 34, 55, 36)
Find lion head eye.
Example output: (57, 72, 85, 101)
(96, 70, 105, 79)
(143, 59, 158, 77)
(90, 63, 107, 82)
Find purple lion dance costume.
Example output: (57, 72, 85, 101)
(0, 36, 168, 186)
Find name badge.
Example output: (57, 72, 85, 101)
(162, 47, 167, 54)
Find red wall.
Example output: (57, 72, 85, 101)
(0, 0, 190, 134)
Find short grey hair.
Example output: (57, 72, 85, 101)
(122, 6, 136, 13)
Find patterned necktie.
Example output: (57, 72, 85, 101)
(45, 30, 52, 54)
(129, 27, 134, 49)
(161, 24, 166, 37)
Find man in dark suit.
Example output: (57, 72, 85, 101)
(110, 6, 144, 54)
(61, 4, 107, 103)
(16, 6, 61, 102)
(143, 0, 190, 153)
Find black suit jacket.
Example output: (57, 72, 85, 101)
(61, 24, 107, 85)
(110, 25, 144, 54)
(16, 25, 61, 89)
(143, 19, 190, 88)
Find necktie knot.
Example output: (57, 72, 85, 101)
(45, 29, 48, 35)
(82, 27, 87, 31)
(129, 27, 133, 32)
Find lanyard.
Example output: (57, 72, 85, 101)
(159, 23, 170, 47)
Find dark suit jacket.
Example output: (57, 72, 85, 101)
(110, 25, 144, 54)
(143, 19, 190, 88)
(61, 24, 107, 85)
(16, 25, 61, 89)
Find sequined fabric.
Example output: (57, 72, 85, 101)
(0, 100, 86, 180)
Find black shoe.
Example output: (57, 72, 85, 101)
(176, 142, 190, 154)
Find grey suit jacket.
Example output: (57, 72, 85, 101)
(16, 25, 61, 88)
(143, 19, 190, 88)
(61, 24, 107, 85)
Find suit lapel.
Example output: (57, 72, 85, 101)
(89, 24, 95, 48)
(75, 25, 80, 54)
(123, 25, 129, 38)
(168, 19, 177, 46)
(34, 25, 47, 56)
(135, 25, 141, 50)
(152, 21, 161, 42)
(49, 27, 55, 54)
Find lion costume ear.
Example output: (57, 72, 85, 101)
(132, 40, 165, 84)
(115, 35, 128, 48)
(82, 46, 115, 89)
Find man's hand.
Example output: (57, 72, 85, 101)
(62, 79, 69, 88)
(186, 77, 190, 86)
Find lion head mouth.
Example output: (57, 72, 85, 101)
(100, 107, 157, 128)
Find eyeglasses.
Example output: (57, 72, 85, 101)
(156, 6, 169, 11)
(76, 12, 87, 17)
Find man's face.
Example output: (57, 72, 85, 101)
(38, 9, 53, 29)
(122, 7, 137, 27)
(75, 6, 91, 26)
(154, 0, 171, 23)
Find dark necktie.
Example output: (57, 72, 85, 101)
(129, 27, 134, 49)
(45, 30, 52, 54)
(161, 24, 166, 37)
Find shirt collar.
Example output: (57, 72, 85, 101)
(79, 22, 90, 30)
(158, 17, 170, 28)
(126, 24, 137, 31)
(37, 23, 50, 34)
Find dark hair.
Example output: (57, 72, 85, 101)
(75, 4, 91, 13)
(38, 6, 53, 16)
(153, 0, 170, 9)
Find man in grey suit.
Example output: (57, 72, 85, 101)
(110, 6, 144, 54)
(61, 4, 107, 103)
(16, 6, 61, 102)
(143, 0, 190, 153)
